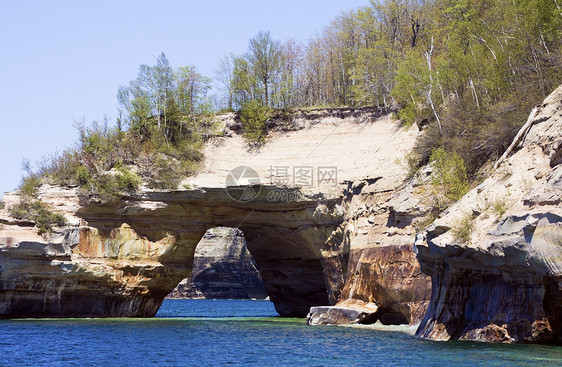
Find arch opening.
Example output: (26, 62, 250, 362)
(166, 227, 268, 300)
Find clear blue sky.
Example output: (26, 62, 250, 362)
(0, 0, 370, 196)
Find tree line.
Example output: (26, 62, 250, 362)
(113, 0, 561, 174)
(214, 0, 561, 174)
(217, 0, 561, 111)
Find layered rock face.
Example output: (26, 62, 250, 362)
(0, 186, 345, 317)
(0, 187, 345, 317)
(0, 214, 175, 317)
(307, 177, 432, 326)
(166, 227, 267, 299)
(415, 85, 562, 343)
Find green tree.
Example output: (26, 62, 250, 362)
(247, 31, 281, 107)
(117, 53, 212, 144)
(214, 54, 236, 110)
(273, 39, 302, 109)
(231, 55, 258, 108)
(176, 66, 211, 113)
(430, 147, 468, 203)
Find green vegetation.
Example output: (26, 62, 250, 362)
(491, 197, 509, 220)
(452, 212, 475, 244)
(416, 212, 438, 231)
(14, 0, 562, 215)
(404, 152, 421, 178)
(239, 100, 272, 145)
(84, 167, 142, 203)
(10, 164, 67, 234)
(430, 148, 468, 201)
(10, 198, 66, 234)
(426, 147, 468, 211)
(19, 174, 42, 198)
(36, 54, 218, 201)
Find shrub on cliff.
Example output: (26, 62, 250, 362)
(430, 148, 468, 200)
(426, 147, 468, 212)
(39, 108, 210, 198)
(10, 172, 67, 234)
(32, 54, 217, 199)
(81, 166, 142, 203)
(10, 198, 66, 234)
(19, 160, 42, 197)
(452, 212, 475, 245)
(239, 100, 272, 146)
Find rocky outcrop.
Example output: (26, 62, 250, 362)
(1, 87, 555, 343)
(306, 177, 432, 326)
(1, 185, 344, 317)
(0, 215, 174, 317)
(415, 85, 562, 343)
(166, 227, 267, 299)
(338, 244, 430, 325)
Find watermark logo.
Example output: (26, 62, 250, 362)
(225, 166, 262, 202)
(268, 165, 338, 187)
(225, 165, 339, 203)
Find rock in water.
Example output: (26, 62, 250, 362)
(306, 300, 379, 325)
(415, 85, 562, 344)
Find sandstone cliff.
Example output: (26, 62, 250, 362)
(1, 108, 430, 319)
(415, 85, 562, 343)
(306, 173, 432, 326)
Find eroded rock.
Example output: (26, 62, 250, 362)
(0, 108, 432, 320)
(306, 299, 379, 325)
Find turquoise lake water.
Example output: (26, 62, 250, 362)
(0, 299, 560, 366)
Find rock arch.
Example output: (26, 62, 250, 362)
(0, 110, 428, 320)
(75, 186, 347, 317)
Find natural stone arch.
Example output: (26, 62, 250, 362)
(77, 186, 346, 317)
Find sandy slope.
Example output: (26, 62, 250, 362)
(184, 113, 418, 194)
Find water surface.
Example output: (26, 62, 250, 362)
(0, 299, 560, 366)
